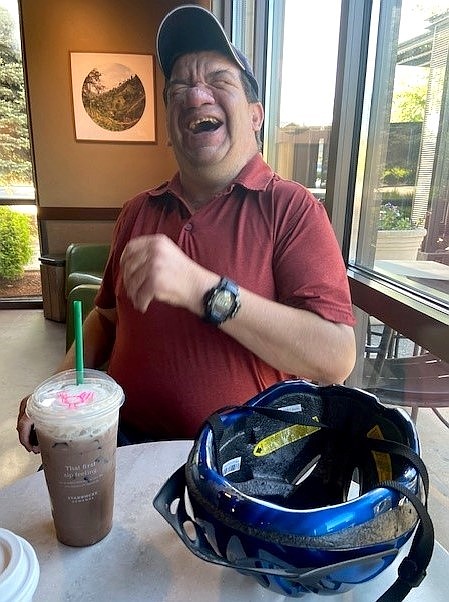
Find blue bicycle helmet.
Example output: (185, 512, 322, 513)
(154, 380, 433, 600)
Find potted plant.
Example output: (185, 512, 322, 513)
(376, 203, 426, 260)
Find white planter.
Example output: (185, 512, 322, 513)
(375, 228, 427, 260)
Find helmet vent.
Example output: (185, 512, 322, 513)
(348, 468, 361, 500)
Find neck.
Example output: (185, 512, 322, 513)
(179, 152, 259, 210)
(179, 171, 230, 210)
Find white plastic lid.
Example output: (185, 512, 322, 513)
(26, 368, 124, 426)
(0, 528, 40, 602)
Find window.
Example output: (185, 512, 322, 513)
(343, 1, 449, 427)
(254, 0, 449, 552)
(0, 0, 40, 301)
(263, 0, 342, 202)
(0, 0, 33, 195)
(351, 0, 449, 308)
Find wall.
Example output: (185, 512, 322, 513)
(20, 0, 208, 253)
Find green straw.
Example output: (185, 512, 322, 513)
(73, 300, 84, 385)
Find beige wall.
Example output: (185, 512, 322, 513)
(20, 0, 207, 253)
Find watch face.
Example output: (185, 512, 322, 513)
(212, 290, 233, 318)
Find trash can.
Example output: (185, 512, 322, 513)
(39, 255, 66, 322)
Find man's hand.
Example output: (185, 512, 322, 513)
(120, 234, 216, 314)
(17, 395, 40, 453)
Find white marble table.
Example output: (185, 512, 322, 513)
(0, 441, 448, 601)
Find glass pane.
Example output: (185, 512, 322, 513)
(263, 0, 341, 201)
(354, 311, 449, 424)
(0, 205, 41, 298)
(0, 0, 34, 198)
(350, 309, 449, 550)
(351, 1, 449, 306)
(232, 0, 255, 66)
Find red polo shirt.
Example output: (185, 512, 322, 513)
(96, 154, 355, 439)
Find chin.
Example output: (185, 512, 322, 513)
(185, 150, 228, 169)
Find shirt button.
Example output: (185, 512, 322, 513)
(184, 223, 193, 231)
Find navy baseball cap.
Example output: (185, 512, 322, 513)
(156, 4, 259, 98)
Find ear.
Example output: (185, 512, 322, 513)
(251, 101, 264, 132)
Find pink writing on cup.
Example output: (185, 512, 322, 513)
(58, 390, 94, 409)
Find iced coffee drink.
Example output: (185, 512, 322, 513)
(26, 369, 124, 547)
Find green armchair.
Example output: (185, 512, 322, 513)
(66, 284, 102, 350)
(65, 243, 110, 298)
(65, 243, 110, 350)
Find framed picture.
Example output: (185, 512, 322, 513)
(70, 52, 156, 142)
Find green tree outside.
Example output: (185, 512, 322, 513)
(391, 84, 427, 123)
(0, 6, 33, 187)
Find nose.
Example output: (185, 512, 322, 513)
(184, 84, 215, 107)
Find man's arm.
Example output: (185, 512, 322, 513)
(17, 306, 116, 452)
(120, 234, 356, 384)
(58, 306, 116, 372)
(188, 280, 355, 384)
(220, 289, 355, 384)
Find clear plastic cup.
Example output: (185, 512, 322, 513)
(0, 528, 39, 602)
(26, 369, 124, 547)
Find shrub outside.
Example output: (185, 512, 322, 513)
(0, 206, 33, 279)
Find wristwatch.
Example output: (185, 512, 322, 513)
(203, 277, 241, 326)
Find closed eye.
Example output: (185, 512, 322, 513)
(168, 83, 190, 98)
(167, 69, 239, 98)
(208, 70, 239, 89)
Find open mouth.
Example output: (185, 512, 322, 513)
(188, 117, 222, 134)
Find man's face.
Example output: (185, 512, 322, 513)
(165, 51, 263, 175)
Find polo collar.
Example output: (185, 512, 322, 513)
(148, 153, 274, 202)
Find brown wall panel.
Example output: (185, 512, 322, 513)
(20, 0, 185, 210)
(19, 0, 210, 253)
(42, 220, 115, 255)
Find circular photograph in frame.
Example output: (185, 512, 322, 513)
(70, 52, 155, 142)
(81, 62, 146, 131)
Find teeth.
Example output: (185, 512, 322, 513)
(188, 117, 220, 131)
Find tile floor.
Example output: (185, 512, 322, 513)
(0, 309, 448, 551)
(0, 309, 65, 486)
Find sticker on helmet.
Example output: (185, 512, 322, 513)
(281, 403, 302, 412)
(222, 456, 242, 476)
(368, 424, 393, 481)
(253, 420, 320, 457)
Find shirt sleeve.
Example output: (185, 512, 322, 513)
(273, 184, 355, 326)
